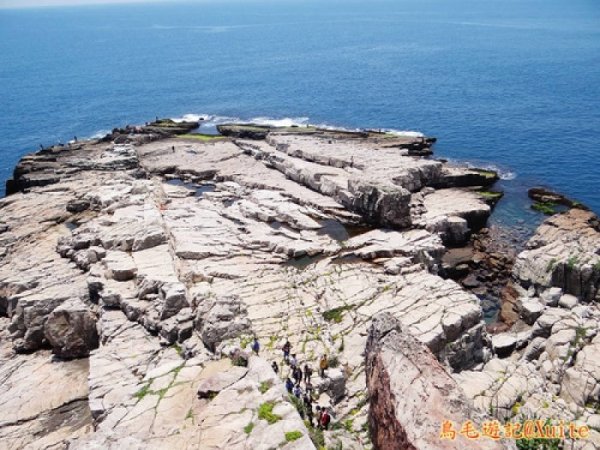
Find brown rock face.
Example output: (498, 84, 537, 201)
(498, 281, 521, 326)
(44, 299, 99, 359)
(367, 350, 417, 450)
(365, 313, 509, 450)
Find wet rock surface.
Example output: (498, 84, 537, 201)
(0, 122, 597, 449)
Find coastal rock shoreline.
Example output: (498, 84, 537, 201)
(0, 118, 598, 449)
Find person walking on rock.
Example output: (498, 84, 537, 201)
(282, 340, 291, 362)
(293, 383, 302, 398)
(304, 363, 312, 383)
(289, 353, 297, 369)
(305, 379, 314, 396)
(319, 354, 329, 377)
(306, 402, 314, 427)
(285, 378, 294, 393)
(319, 408, 331, 430)
(271, 361, 279, 374)
(293, 366, 303, 384)
(251, 337, 260, 355)
(303, 393, 312, 410)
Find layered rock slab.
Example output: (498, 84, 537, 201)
(365, 313, 509, 450)
(0, 124, 506, 449)
(0, 346, 91, 449)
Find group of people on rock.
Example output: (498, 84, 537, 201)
(277, 339, 332, 429)
(248, 337, 334, 429)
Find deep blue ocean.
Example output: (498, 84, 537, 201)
(1, 0, 599, 234)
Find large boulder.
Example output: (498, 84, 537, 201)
(159, 282, 189, 320)
(132, 226, 166, 251)
(347, 178, 412, 228)
(365, 313, 508, 450)
(44, 298, 99, 359)
(195, 295, 252, 351)
(8, 286, 75, 353)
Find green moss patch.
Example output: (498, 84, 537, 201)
(177, 133, 227, 142)
(531, 201, 557, 215)
(133, 382, 152, 400)
(323, 305, 353, 323)
(258, 401, 281, 424)
(472, 169, 498, 179)
(259, 381, 272, 394)
(285, 431, 303, 442)
(478, 190, 504, 201)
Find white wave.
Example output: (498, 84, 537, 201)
(311, 122, 363, 133)
(500, 171, 517, 181)
(171, 114, 211, 123)
(170, 113, 423, 138)
(460, 160, 517, 181)
(171, 113, 310, 128)
(199, 114, 244, 127)
(88, 130, 110, 140)
(249, 116, 310, 127)
(381, 128, 425, 138)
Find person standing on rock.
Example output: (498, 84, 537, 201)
(306, 402, 314, 427)
(271, 361, 279, 374)
(285, 378, 294, 393)
(319, 354, 329, 377)
(293, 365, 303, 384)
(289, 353, 298, 369)
(305, 379, 314, 397)
(319, 408, 331, 430)
(251, 337, 260, 355)
(282, 340, 291, 362)
(293, 382, 302, 398)
(304, 363, 312, 383)
(303, 392, 312, 411)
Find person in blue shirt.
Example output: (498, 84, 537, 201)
(285, 378, 294, 393)
(251, 337, 260, 355)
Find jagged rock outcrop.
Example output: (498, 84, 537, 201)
(456, 208, 600, 450)
(44, 298, 99, 359)
(511, 209, 600, 302)
(365, 313, 508, 450)
(195, 295, 251, 351)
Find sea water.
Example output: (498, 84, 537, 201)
(1, 0, 599, 233)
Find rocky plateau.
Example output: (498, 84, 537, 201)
(1, 119, 599, 449)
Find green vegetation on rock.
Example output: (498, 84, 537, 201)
(472, 169, 498, 179)
(323, 305, 353, 323)
(343, 418, 354, 432)
(259, 381, 272, 394)
(258, 401, 281, 424)
(308, 426, 325, 449)
(244, 422, 254, 434)
(478, 190, 504, 204)
(531, 201, 557, 215)
(185, 408, 194, 421)
(284, 431, 303, 442)
(177, 133, 227, 142)
(133, 382, 152, 400)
